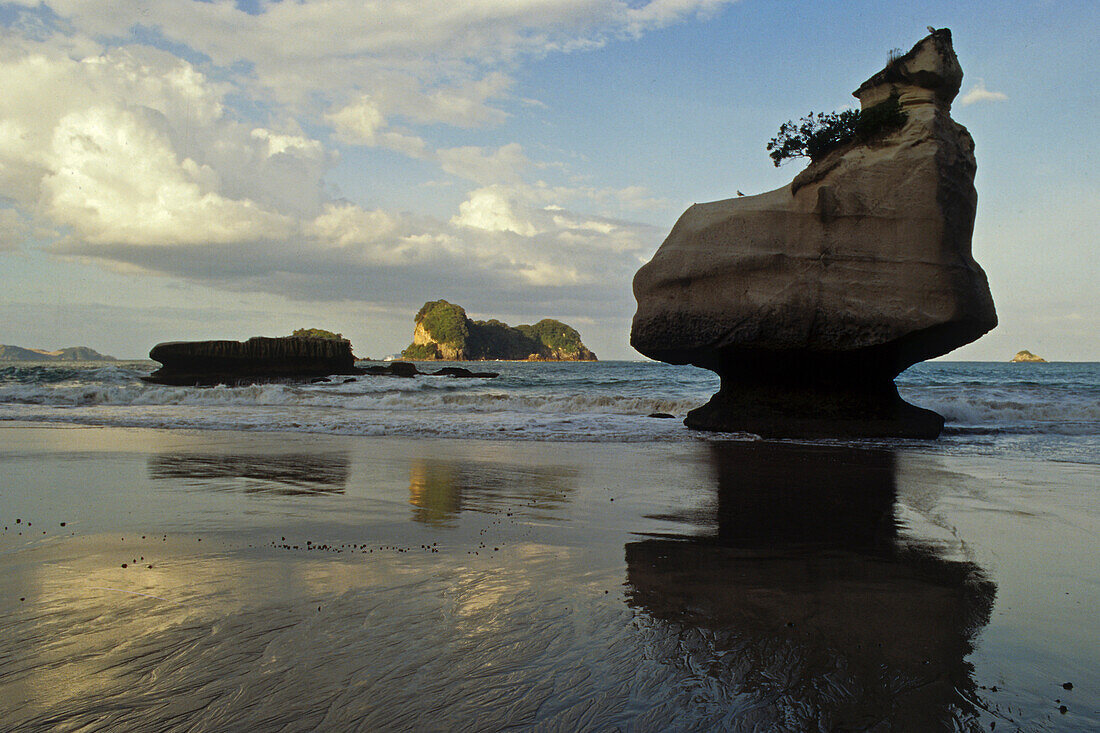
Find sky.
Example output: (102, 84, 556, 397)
(0, 0, 1096, 361)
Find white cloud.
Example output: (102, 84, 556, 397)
(960, 79, 1008, 106)
(623, 0, 732, 36)
(438, 143, 531, 185)
(310, 203, 399, 248)
(447, 183, 662, 289)
(0, 209, 29, 250)
(366, 72, 515, 130)
(250, 129, 324, 158)
(43, 105, 294, 245)
(325, 96, 430, 157)
(1, 1, 702, 327)
(0, 42, 326, 246)
(453, 185, 542, 236)
(8, 0, 739, 128)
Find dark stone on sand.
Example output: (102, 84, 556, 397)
(683, 375, 945, 439)
(648, 412, 676, 419)
(144, 337, 360, 386)
(1063, 682, 1073, 690)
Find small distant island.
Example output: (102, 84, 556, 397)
(402, 300, 597, 361)
(0, 344, 116, 362)
(1011, 350, 1046, 363)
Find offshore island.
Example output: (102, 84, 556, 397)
(401, 300, 597, 361)
(140, 302, 596, 385)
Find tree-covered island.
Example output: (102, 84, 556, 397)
(402, 300, 597, 361)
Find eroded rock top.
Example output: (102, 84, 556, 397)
(853, 28, 963, 109)
(631, 28, 995, 379)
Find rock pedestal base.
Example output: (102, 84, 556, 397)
(685, 379, 944, 439)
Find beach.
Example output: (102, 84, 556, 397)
(1, 420, 1096, 731)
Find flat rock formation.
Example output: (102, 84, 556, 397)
(144, 337, 359, 386)
(402, 300, 597, 361)
(1010, 350, 1046, 363)
(631, 28, 996, 438)
(0, 345, 116, 362)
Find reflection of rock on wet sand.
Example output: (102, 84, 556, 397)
(148, 453, 349, 495)
(626, 442, 995, 731)
(408, 459, 575, 526)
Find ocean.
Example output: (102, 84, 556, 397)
(1, 359, 1098, 461)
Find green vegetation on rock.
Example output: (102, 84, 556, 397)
(402, 300, 597, 361)
(402, 342, 442, 360)
(767, 91, 907, 167)
(291, 328, 346, 340)
(415, 301, 470, 349)
(516, 320, 590, 359)
(1010, 350, 1046, 363)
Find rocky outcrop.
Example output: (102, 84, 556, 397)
(403, 300, 597, 361)
(1010, 350, 1046, 363)
(144, 337, 359, 386)
(631, 28, 996, 438)
(144, 337, 505, 386)
(361, 362, 499, 378)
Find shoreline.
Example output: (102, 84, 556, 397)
(1, 422, 1097, 730)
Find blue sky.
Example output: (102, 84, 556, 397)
(0, 0, 1096, 360)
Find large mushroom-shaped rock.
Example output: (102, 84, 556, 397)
(631, 29, 996, 438)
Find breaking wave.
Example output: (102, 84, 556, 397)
(1, 361, 1097, 450)
(904, 387, 1100, 435)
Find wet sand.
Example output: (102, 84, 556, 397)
(0, 422, 1096, 731)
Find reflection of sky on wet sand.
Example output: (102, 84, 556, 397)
(0, 425, 1096, 730)
(408, 458, 575, 526)
(149, 452, 351, 495)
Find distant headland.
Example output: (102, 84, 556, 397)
(0, 344, 116, 362)
(401, 300, 597, 361)
(1010, 350, 1046, 363)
